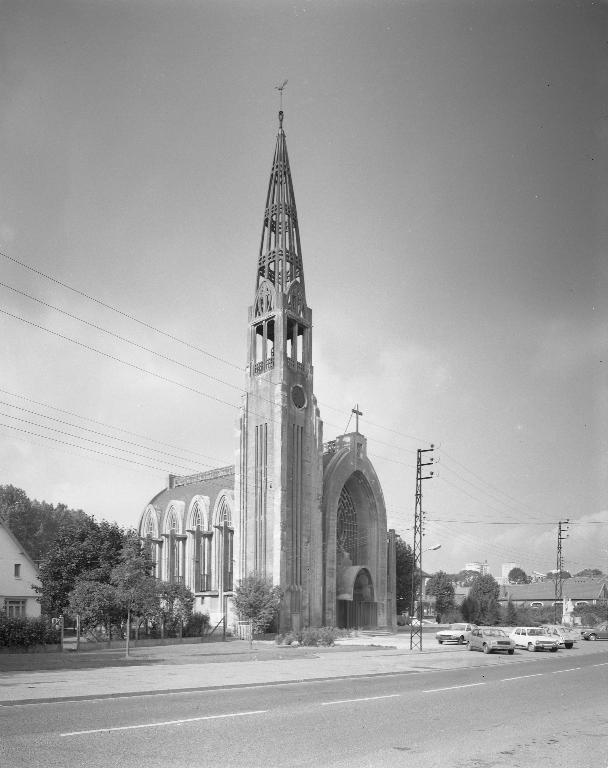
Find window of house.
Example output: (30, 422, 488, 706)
(14, 563, 21, 578)
(5, 600, 26, 617)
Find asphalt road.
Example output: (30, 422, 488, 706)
(2, 646, 607, 768)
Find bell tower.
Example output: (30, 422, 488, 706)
(237, 110, 324, 632)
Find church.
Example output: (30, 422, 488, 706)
(137, 110, 396, 634)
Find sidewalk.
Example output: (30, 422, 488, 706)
(0, 632, 474, 706)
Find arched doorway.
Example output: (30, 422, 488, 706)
(336, 566, 377, 628)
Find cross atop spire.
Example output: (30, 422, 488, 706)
(255, 106, 305, 300)
(275, 79, 288, 111)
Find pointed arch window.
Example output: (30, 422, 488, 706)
(143, 509, 159, 576)
(214, 496, 234, 592)
(191, 502, 211, 592)
(337, 486, 358, 564)
(255, 280, 275, 317)
(166, 507, 182, 584)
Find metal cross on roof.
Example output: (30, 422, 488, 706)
(352, 403, 363, 433)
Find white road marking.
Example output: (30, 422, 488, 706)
(61, 709, 267, 736)
(322, 694, 401, 706)
(552, 668, 581, 674)
(423, 683, 485, 693)
(500, 674, 543, 682)
(592, 662, 608, 667)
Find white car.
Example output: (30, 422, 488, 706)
(509, 626, 559, 652)
(539, 624, 578, 649)
(436, 623, 476, 645)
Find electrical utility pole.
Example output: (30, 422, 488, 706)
(555, 520, 569, 623)
(410, 445, 434, 650)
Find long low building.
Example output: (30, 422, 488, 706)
(498, 577, 608, 609)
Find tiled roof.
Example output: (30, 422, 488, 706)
(499, 578, 608, 601)
(148, 466, 235, 513)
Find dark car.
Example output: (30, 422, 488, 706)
(582, 621, 608, 641)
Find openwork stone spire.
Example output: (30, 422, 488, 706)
(256, 111, 305, 300)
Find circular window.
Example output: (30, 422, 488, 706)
(291, 385, 306, 409)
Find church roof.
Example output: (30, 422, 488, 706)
(148, 466, 235, 514)
(256, 110, 305, 299)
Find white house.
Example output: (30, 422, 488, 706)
(0, 520, 41, 617)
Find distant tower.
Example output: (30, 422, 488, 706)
(237, 110, 324, 633)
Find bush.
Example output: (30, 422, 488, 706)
(0, 615, 60, 648)
(184, 612, 210, 637)
(276, 626, 345, 647)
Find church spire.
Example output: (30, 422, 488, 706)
(256, 110, 305, 301)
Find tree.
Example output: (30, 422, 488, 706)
(110, 534, 158, 657)
(465, 574, 501, 625)
(395, 537, 416, 614)
(68, 579, 118, 637)
(575, 568, 604, 578)
(456, 570, 480, 587)
(154, 581, 195, 638)
(0, 484, 87, 564)
(425, 571, 455, 621)
(507, 567, 530, 585)
(503, 598, 518, 626)
(546, 570, 572, 581)
(36, 516, 127, 616)
(232, 574, 282, 645)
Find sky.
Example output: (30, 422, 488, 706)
(1, 0, 606, 579)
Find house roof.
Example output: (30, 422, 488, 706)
(0, 520, 39, 572)
(499, 577, 608, 602)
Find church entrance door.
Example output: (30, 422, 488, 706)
(337, 568, 377, 629)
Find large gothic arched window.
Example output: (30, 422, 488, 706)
(191, 501, 211, 592)
(143, 508, 159, 576)
(337, 486, 358, 563)
(166, 507, 182, 584)
(214, 496, 234, 592)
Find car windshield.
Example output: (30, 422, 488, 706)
(484, 629, 506, 637)
(451, 624, 467, 630)
(528, 628, 544, 635)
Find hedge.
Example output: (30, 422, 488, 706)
(0, 616, 61, 648)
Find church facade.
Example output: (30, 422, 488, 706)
(138, 111, 396, 633)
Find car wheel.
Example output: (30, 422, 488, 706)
(565, 643, 573, 649)
(458, 636, 464, 645)
(589, 634, 597, 641)
(508, 649, 514, 655)
(437, 639, 443, 644)
(550, 646, 558, 652)
(527, 642, 535, 652)
(482, 643, 490, 654)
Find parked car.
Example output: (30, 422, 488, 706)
(581, 621, 608, 641)
(436, 623, 476, 645)
(468, 627, 515, 655)
(509, 627, 559, 652)
(540, 624, 579, 649)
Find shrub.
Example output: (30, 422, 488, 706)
(184, 612, 210, 637)
(276, 626, 344, 647)
(0, 615, 60, 648)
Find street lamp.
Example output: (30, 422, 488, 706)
(420, 545, 441, 614)
(416, 544, 442, 631)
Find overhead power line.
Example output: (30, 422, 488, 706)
(0, 387, 228, 464)
(0, 308, 241, 411)
(0, 280, 243, 393)
(0, 250, 242, 371)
